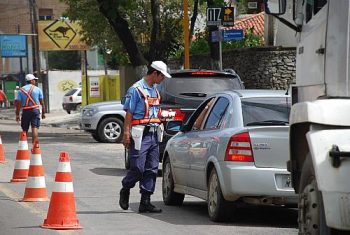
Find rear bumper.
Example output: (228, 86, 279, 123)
(62, 103, 78, 111)
(220, 162, 297, 202)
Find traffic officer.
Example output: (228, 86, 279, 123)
(15, 74, 46, 144)
(119, 61, 171, 213)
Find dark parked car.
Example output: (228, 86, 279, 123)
(158, 69, 245, 154)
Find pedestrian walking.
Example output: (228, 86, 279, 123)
(15, 74, 46, 144)
(119, 61, 171, 213)
(0, 86, 8, 109)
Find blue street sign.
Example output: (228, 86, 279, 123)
(223, 29, 244, 41)
(0, 35, 27, 57)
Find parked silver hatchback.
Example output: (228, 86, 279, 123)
(162, 90, 297, 222)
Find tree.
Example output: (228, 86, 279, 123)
(62, 0, 185, 76)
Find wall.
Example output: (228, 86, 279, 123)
(48, 70, 118, 111)
(168, 47, 296, 90)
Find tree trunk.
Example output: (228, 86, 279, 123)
(189, 0, 199, 46)
(149, 0, 160, 62)
(96, 0, 147, 67)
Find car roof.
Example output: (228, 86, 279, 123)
(216, 89, 290, 98)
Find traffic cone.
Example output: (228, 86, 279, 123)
(0, 135, 6, 163)
(21, 142, 48, 202)
(42, 152, 82, 230)
(11, 131, 30, 183)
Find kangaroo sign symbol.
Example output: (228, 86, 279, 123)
(43, 20, 76, 49)
(38, 20, 88, 51)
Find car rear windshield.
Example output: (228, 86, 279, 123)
(65, 89, 78, 96)
(165, 77, 242, 95)
(241, 97, 291, 126)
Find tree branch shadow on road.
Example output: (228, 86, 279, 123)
(89, 167, 127, 176)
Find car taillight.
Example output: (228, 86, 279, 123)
(190, 71, 217, 75)
(225, 132, 254, 162)
(69, 96, 73, 102)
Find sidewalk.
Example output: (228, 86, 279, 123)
(0, 107, 81, 129)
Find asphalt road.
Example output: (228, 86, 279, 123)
(0, 120, 298, 235)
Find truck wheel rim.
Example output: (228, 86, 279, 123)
(104, 122, 121, 140)
(299, 179, 320, 234)
(208, 172, 218, 214)
(163, 162, 171, 197)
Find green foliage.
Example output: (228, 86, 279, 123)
(178, 27, 263, 57)
(48, 51, 81, 70)
(61, 0, 185, 65)
(236, 0, 248, 14)
(60, 0, 127, 66)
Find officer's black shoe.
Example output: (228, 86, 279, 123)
(139, 198, 162, 213)
(119, 188, 130, 210)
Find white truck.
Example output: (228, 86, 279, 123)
(265, 0, 350, 234)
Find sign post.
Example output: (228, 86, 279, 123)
(207, 6, 235, 70)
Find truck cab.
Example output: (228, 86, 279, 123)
(265, 0, 350, 233)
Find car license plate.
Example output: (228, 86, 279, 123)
(275, 174, 293, 190)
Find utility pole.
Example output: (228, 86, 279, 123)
(29, 0, 49, 112)
(183, 0, 190, 69)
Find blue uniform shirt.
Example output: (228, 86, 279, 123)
(123, 78, 160, 126)
(17, 84, 43, 107)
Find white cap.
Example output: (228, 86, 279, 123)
(150, 61, 171, 78)
(25, 74, 38, 81)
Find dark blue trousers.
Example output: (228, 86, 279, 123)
(122, 132, 159, 195)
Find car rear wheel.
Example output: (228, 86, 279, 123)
(97, 117, 123, 143)
(208, 168, 231, 222)
(162, 157, 184, 206)
(75, 104, 82, 112)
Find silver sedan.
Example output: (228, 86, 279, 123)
(162, 90, 298, 222)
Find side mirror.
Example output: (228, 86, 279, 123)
(165, 121, 183, 135)
(264, 0, 286, 15)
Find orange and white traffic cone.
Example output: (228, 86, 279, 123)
(21, 142, 48, 202)
(11, 131, 30, 183)
(0, 135, 6, 164)
(42, 152, 82, 230)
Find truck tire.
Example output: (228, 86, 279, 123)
(97, 117, 123, 143)
(298, 155, 347, 235)
(162, 156, 184, 206)
(207, 168, 232, 222)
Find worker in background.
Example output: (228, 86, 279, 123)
(15, 74, 46, 144)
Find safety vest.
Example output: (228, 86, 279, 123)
(20, 85, 39, 110)
(131, 85, 161, 125)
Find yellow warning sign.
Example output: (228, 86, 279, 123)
(222, 7, 234, 26)
(38, 20, 89, 51)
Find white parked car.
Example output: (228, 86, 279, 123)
(62, 87, 82, 114)
(162, 90, 298, 222)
